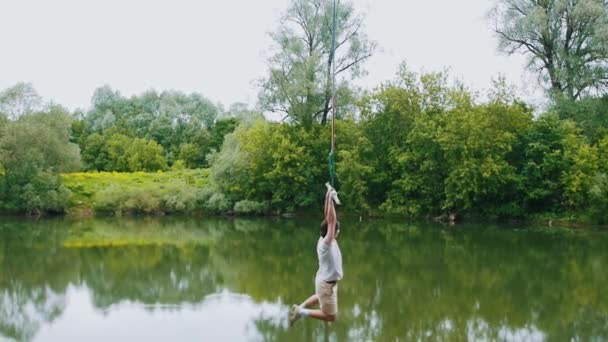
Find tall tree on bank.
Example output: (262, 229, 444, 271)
(259, 0, 376, 128)
(0, 83, 43, 119)
(492, 0, 608, 100)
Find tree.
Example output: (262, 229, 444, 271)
(126, 138, 168, 172)
(512, 113, 574, 213)
(84, 86, 220, 165)
(81, 133, 111, 171)
(82, 133, 167, 172)
(359, 65, 462, 214)
(209, 118, 240, 153)
(0, 106, 81, 213)
(553, 95, 608, 142)
(0, 83, 43, 119)
(222, 102, 264, 122)
(492, 0, 608, 99)
(259, 0, 376, 129)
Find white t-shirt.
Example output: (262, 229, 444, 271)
(315, 237, 343, 283)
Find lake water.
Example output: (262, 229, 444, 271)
(0, 217, 607, 341)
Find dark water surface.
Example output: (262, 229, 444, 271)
(0, 217, 607, 341)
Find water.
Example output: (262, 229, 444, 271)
(0, 217, 607, 341)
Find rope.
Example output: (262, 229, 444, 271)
(328, 0, 338, 187)
(328, 150, 336, 186)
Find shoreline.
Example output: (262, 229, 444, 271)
(2, 207, 606, 230)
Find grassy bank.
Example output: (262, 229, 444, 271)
(61, 170, 210, 216)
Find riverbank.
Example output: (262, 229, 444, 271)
(0, 170, 601, 229)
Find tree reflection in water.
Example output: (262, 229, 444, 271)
(1, 217, 608, 341)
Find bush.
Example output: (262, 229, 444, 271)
(234, 200, 268, 215)
(205, 192, 232, 213)
(16, 172, 71, 213)
(82, 133, 167, 172)
(588, 173, 608, 224)
(0, 107, 80, 214)
(210, 119, 328, 212)
(94, 182, 196, 215)
(159, 180, 202, 213)
(93, 185, 134, 215)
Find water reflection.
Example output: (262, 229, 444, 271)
(1, 218, 608, 341)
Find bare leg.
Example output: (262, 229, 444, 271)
(297, 293, 336, 322)
(300, 294, 319, 308)
(306, 309, 336, 322)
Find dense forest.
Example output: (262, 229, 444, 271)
(2, 0, 608, 223)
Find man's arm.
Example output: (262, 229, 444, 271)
(324, 188, 337, 244)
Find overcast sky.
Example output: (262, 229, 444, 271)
(0, 0, 539, 112)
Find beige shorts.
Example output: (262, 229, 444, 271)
(315, 279, 338, 315)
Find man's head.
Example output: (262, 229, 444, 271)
(320, 219, 340, 239)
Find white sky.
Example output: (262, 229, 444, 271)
(0, 0, 540, 112)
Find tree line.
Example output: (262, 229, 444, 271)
(1, 0, 608, 222)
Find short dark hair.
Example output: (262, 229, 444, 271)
(320, 219, 340, 238)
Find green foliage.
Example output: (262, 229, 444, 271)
(0, 82, 43, 119)
(70, 118, 90, 150)
(259, 0, 376, 128)
(554, 96, 608, 143)
(64, 171, 209, 215)
(209, 117, 374, 213)
(361, 66, 462, 216)
(561, 129, 599, 209)
(335, 120, 373, 213)
(124, 137, 168, 172)
(0, 106, 80, 214)
(5, 66, 608, 223)
(588, 173, 608, 223)
(15, 171, 71, 214)
(361, 66, 533, 218)
(208, 130, 250, 203)
(94, 185, 161, 215)
(212, 120, 329, 210)
(177, 118, 239, 169)
(513, 113, 573, 213)
(62, 169, 210, 211)
(439, 100, 532, 216)
(493, 0, 608, 99)
(233, 200, 268, 215)
(209, 118, 240, 152)
(204, 192, 232, 213)
(83, 86, 220, 166)
(236, 120, 322, 210)
(81, 133, 167, 172)
(598, 134, 608, 173)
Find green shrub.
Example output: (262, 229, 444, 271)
(92, 178, 208, 215)
(18, 172, 71, 214)
(234, 200, 268, 215)
(93, 185, 132, 214)
(94, 185, 162, 215)
(159, 180, 202, 213)
(123, 189, 162, 214)
(588, 173, 608, 224)
(205, 192, 232, 213)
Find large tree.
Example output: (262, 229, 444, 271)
(0, 105, 81, 213)
(259, 0, 376, 128)
(84, 86, 220, 165)
(492, 0, 608, 100)
(0, 83, 43, 119)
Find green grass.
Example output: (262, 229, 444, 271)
(61, 169, 210, 209)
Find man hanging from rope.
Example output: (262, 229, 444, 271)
(289, 183, 343, 326)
